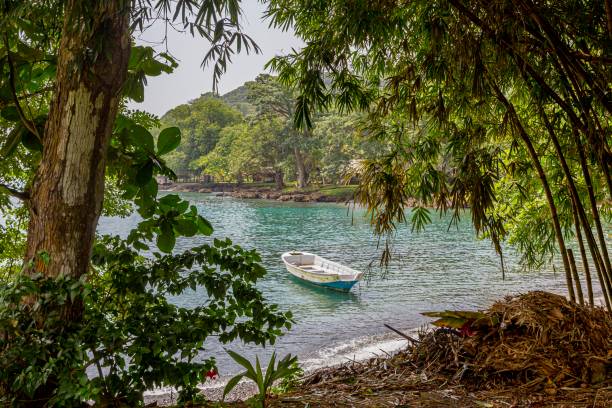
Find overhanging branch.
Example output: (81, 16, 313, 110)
(0, 182, 30, 202)
(2, 34, 42, 141)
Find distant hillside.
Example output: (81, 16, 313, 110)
(220, 85, 256, 117)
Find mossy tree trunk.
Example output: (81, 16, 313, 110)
(25, 1, 130, 289)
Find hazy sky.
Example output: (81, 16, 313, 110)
(129, 2, 303, 117)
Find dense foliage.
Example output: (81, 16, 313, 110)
(162, 95, 243, 175)
(163, 75, 383, 188)
(265, 0, 612, 309)
(0, 1, 293, 405)
(0, 233, 291, 406)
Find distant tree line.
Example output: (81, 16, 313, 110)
(162, 74, 382, 188)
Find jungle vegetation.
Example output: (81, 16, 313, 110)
(0, 1, 292, 405)
(0, 0, 610, 406)
(161, 74, 382, 189)
(265, 0, 612, 310)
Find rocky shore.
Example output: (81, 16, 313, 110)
(159, 182, 357, 203)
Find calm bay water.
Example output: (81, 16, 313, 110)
(98, 192, 569, 375)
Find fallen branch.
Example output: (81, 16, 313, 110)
(384, 323, 420, 343)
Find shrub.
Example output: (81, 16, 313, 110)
(223, 351, 300, 408)
(0, 237, 292, 406)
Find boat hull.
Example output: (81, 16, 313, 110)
(288, 272, 359, 292)
(283, 253, 361, 293)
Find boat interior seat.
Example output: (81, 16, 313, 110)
(300, 265, 325, 273)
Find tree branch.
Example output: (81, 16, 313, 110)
(483, 67, 575, 302)
(517, 0, 611, 115)
(2, 34, 42, 140)
(0, 182, 30, 201)
(446, 0, 588, 133)
(0, 86, 54, 110)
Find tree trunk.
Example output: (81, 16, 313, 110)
(25, 1, 130, 283)
(274, 168, 284, 190)
(294, 146, 307, 189)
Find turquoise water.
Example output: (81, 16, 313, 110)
(98, 193, 569, 374)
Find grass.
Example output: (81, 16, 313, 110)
(281, 184, 356, 197)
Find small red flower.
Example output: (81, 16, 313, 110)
(459, 321, 475, 337)
(205, 368, 218, 380)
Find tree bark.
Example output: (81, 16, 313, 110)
(274, 168, 284, 190)
(294, 146, 308, 189)
(24, 1, 130, 282)
(567, 249, 584, 305)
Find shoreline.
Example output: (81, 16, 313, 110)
(143, 294, 609, 406)
(143, 329, 414, 406)
(159, 182, 360, 203)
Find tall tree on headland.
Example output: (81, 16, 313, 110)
(162, 95, 242, 175)
(247, 74, 310, 188)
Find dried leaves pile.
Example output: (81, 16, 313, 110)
(410, 291, 611, 390)
(267, 291, 611, 407)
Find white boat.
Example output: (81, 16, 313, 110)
(281, 251, 364, 292)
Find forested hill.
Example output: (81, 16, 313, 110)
(159, 75, 381, 188)
(220, 85, 256, 117)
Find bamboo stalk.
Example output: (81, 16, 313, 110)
(536, 105, 611, 307)
(485, 73, 575, 301)
(539, 43, 612, 283)
(592, 247, 612, 311)
(567, 249, 584, 305)
(573, 130, 612, 283)
(572, 197, 594, 306)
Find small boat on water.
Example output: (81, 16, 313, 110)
(281, 251, 364, 292)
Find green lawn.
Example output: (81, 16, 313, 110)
(281, 184, 356, 197)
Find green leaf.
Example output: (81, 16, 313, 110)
(227, 350, 257, 379)
(123, 73, 145, 102)
(141, 178, 158, 198)
(272, 354, 299, 383)
(157, 127, 181, 155)
(122, 183, 139, 200)
(223, 372, 245, 400)
(129, 124, 155, 152)
(156, 231, 176, 253)
(21, 130, 42, 152)
(255, 356, 265, 395)
(159, 194, 181, 207)
(175, 200, 190, 214)
(264, 351, 276, 386)
(135, 161, 154, 187)
(0, 106, 19, 122)
(175, 219, 198, 237)
(197, 216, 213, 236)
